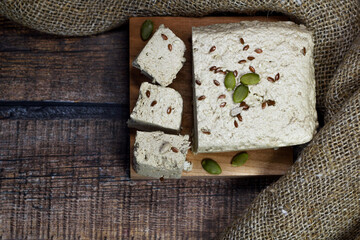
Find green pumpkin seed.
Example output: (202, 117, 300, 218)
(240, 73, 260, 85)
(231, 152, 249, 167)
(233, 85, 249, 103)
(201, 158, 222, 175)
(224, 71, 236, 90)
(141, 20, 154, 41)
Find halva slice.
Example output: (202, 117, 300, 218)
(129, 82, 183, 132)
(192, 21, 318, 153)
(133, 131, 192, 179)
(133, 24, 186, 87)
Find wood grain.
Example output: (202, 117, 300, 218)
(0, 15, 288, 239)
(129, 17, 293, 179)
(0, 119, 280, 239)
(0, 17, 128, 103)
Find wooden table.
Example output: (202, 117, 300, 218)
(0, 16, 282, 239)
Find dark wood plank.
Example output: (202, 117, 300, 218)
(0, 17, 128, 103)
(0, 15, 283, 239)
(0, 119, 279, 239)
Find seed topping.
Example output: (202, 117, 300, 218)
(213, 80, 220, 86)
(249, 66, 255, 73)
(240, 102, 249, 110)
(209, 46, 216, 53)
(167, 107, 172, 114)
(275, 73, 280, 81)
(238, 60, 247, 64)
(146, 90, 150, 98)
(161, 34, 168, 40)
(201, 129, 211, 135)
(210, 66, 217, 71)
(240, 38, 245, 45)
(240, 73, 260, 85)
(171, 147, 179, 153)
(224, 72, 236, 90)
(220, 102, 226, 108)
(234, 120, 238, 128)
(215, 68, 223, 73)
(151, 100, 157, 106)
(262, 99, 276, 109)
(247, 56, 255, 61)
(255, 48, 263, 53)
(195, 80, 201, 85)
(168, 44, 172, 51)
(218, 94, 226, 99)
(267, 77, 275, 83)
(243, 45, 249, 51)
(261, 102, 267, 109)
(234, 70, 238, 77)
(236, 114, 243, 122)
(267, 100, 276, 106)
(198, 95, 206, 101)
(301, 47, 306, 56)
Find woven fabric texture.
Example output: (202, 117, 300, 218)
(0, 0, 359, 112)
(221, 88, 360, 239)
(1, 0, 359, 239)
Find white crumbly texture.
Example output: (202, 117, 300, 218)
(133, 131, 191, 179)
(133, 24, 186, 87)
(130, 82, 183, 132)
(192, 21, 317, 153)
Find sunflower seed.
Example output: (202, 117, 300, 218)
(140, 20, 154, 41)
(213, 80, 220, 86)
(234, 120, 238, 128)
(267, 100, 276, 106)
(267, 77, 275, 83)
(275, 73, 280, 81)
(171, 147, 179, 153)
(215, 68, 223, 73)
(301, 47, 306, 56)
(237, 114, 243, 122)
(240, 102, 249, 110)
(220, 102, 226, 108)
(262, 102, 267, 109)
(161, 34, 168, 40)
(198, 95, 206, 100)
(201, 129, 211, 135)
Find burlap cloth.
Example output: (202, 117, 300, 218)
(1, 1, 359, 239)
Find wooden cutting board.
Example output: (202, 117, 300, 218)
(129, 16, 293, 179)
